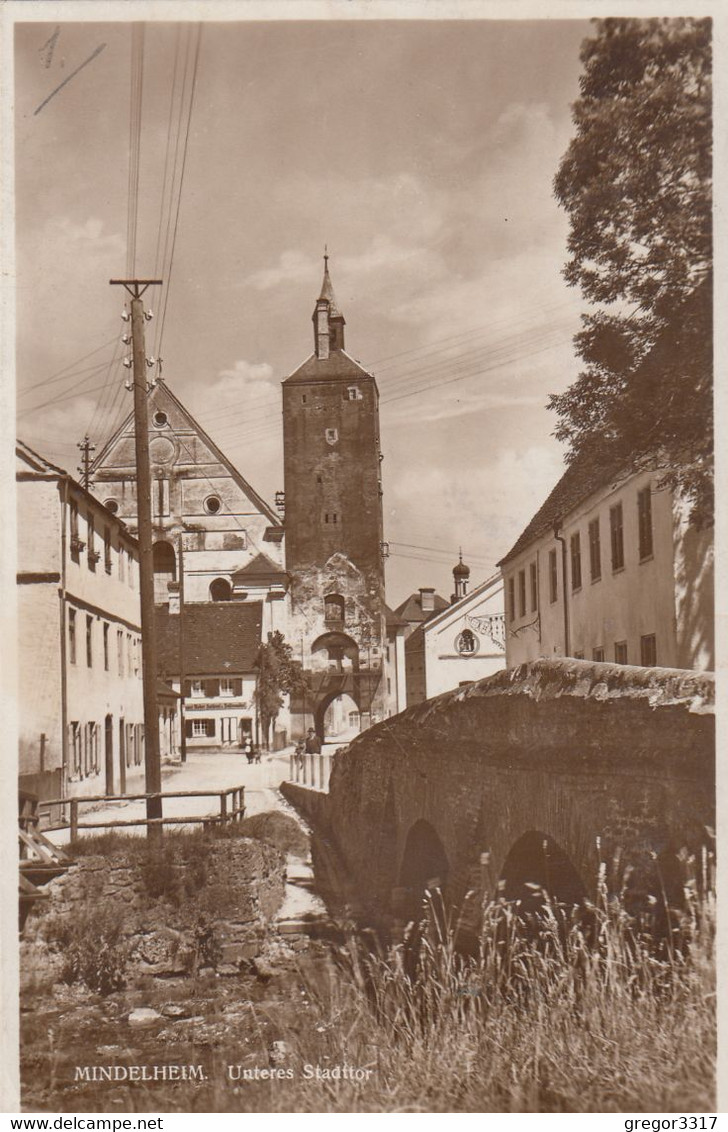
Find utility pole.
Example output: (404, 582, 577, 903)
(110, 277, 163, 842)
(77, 435, 96, 490)
(178, 532, 187, 764)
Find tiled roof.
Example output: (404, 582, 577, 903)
(394, 591, 449, 624)
(231, 552, 287, 582)
(385, 603, 408, 629)
(156, 602, 262, 677)
(284, 350, 373, 385)
(16, 439, 67, 476)
(497, 446, 630, 567)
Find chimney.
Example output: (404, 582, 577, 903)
(419, 587, 436, 613)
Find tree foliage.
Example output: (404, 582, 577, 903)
(551, 18, 712, 524)
(253, 631, 308, 746)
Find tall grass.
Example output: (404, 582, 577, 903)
(80, 851, 714, 1114)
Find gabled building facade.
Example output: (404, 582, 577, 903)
(17, 441, 146, 800)
(404, 563, 506, 706)
(90, 378, 290, 748)
(497, 454, 714, 672)
(281, 258, 389, 739)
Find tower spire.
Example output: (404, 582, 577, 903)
(313, 251, 346, 357)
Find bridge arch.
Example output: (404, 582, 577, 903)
(396, 819, 450, 921)
(499, 830, 587, 914)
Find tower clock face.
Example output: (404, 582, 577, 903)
(325, 428, 338, 445)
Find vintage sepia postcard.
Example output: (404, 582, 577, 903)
(1, 0, 723, 1119)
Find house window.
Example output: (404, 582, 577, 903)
(640, 634, 657, 667)
(204, 495, 222, 514)
(104, 499, 119, 515)
(637, 486, 653, 561)
(592, 646, 605, 662)
(508, 576, 516, 621)
(135, 723, 144, 765)
(210, 578, 232, 602)
(153, 410, 168, 428)
(86, 615, 93, 667)
(456, 629, 478, 655)
(85, 721, 99, 775)
(119, 545, 126, 582)
(69, 501, 83, 562)
(324, 593, 345, 623)
(610, 503, 624, 571)
(192, 719, 215, 738)
(588, 518, 601, 582)
(104, 526, 112, 574)
(127, 634, 133, 677)
(573, 651, 585, 660)
(87, 513, 98, 571)
(191, 680, 204, 698)
(614, 641, 628, 664)
(518, 570, 526, 618)
(570, 532, 582, 591)
(117, 629, 124, 676)
(68, 609, 77, 664)
(549, 549, 558, 604)
(529, 562, 538, 612)
(220, 678, 234, 697)
(302, 395, 307, 404)
(103, 623, 109, 671)
(70, 721, 81, 776)
(156, 479, 170, 518)
(344, 386, 362, 401)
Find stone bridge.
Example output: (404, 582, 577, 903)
(282, 659, 714, 929)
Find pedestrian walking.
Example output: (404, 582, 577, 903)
(304, 727, 322, 755)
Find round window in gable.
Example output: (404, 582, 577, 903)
(153, 410, 169, 429)
(204, 495, 222, 514)
(104, 499, 119, 515)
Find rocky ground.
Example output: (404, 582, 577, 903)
(20, 766, 348, 1114)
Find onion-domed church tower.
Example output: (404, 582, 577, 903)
(282, 256, 387, 740)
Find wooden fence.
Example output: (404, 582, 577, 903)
(37, 785, 246, 841)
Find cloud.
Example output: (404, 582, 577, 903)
(54, 215, 125, 255)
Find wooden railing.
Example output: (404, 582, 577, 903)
(37, 785, 246, 841)
(289, 752, 333, 791)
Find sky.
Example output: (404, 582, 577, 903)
(14, 15, 592, 607)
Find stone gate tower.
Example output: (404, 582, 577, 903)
(282, 256, 387, 739)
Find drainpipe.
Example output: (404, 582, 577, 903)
(553, 519, 570, 659)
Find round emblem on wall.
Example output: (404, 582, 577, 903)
(455, 629, 480, 656)
(149, 435, 176, 465)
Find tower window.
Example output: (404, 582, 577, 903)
(302, 395, 307, 404)
(344, 386, 362, 401)
(324, 512, 338, 525)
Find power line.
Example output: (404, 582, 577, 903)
(156, 24, 202, 363)
(126, 23, 145, 277)
(18, 335, 119, 397)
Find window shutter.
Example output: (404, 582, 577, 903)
(205, 679, 219, 697)
(206, 719, 216, 738)
(233, 678, 243, 696)
(185, 719, 194, 738)
(183, 680, 192, 697)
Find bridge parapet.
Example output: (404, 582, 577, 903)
(288, 659, 715, 928)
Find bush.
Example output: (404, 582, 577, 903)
(47, 908, 129, 996)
